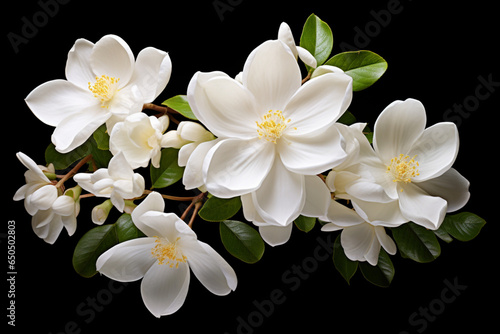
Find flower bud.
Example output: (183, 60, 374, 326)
(92, 199, 113, 225)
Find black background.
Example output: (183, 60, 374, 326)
(3, 0, 498, 333)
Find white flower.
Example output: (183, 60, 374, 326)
(162, 121, 215, 167)
(96, 192, 237, 317)
(278, 22, 317, 68)
(14, 152, 79, 244)
(25, 34, 172, 153)
(74, 152, 145, 212)
(321, 200, 397, 266)
(109, 113, 170, 168)
(185, 40, 352, 229)
(342, 98, 470, 230)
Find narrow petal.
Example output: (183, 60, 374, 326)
(278, 124, 347, 174)
(250, 158, 305, 226)
(183, 239, 237, 295)
(374, 98, 426, 164)
(203, 138, 275, 198)
(297, 46, 317, 68)
(25, 79, 98, 127)
(409, 122, 459, 181)
(259, 224, 293, 247)
(183, 139, 221, 190)
(90, 35, 134, 86)
(131, 47, 172, 101)
(96, 237, 157, 281)
(16, 152, 50, 183)
(284, 72, 353, 135)
(65, 38, 95, 89)
(375, 226, 397, 255)
(416, 168, 470, 212)
(277, 22, 298, 57)
(301, 175, 331, 218)
(141, 261, 190, 317)
(243, 40, 301, 111)
(325, 200, 365, 227)
(398, 183, 447, 230)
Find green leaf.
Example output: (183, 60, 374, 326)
(88, 137, 112, 170)
(332, 235, 358, 284)
(337, 111, 357, 126)
(391, 222, 441, 263)
(115, 213, 146, 242)
(359, 249, 394, 287)
(72, 225, 118, 278)
(198, 196, 242, 222)
(442, 212, 486, 242)
(45, 141, 92, 171)
(433, 226, 454, 243)
(162, 95, 197, 120)
(150, 148, 185, 189)
(294, 215, 316, 233)
(300, 14, 334, 69)
(219, 220, 265, 264)
(92, 124, 110, 150)
(325, 50, 388, 91)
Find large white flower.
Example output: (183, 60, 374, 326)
(74, 152, 145, 212)
(185, 39, 352, 228)
(25, 34, 172, 153)
(343, 98, 470, 230)
(109, 113, 170, 168)
(96, 192, 237, 317)
(14, 152, 79, 243)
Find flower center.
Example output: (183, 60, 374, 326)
(387, 154, 420, 184)
(256, 110, 292, 144)
(151, 237, 187, 268)
(88, 75, 120, 108)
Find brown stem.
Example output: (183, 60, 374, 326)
(56, 154, 93, 188)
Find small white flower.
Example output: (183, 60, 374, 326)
(96, 192, 237, 317)
(109, 113, 170, 169)
(321, 200, 397, 266)
(74, 152, 145, 212)
(25, 34, 172, 153)
(162, 121, 215, 167)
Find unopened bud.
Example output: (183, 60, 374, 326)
(92, 199, 113, 225)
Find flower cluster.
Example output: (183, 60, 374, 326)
(14, 15, 483, 318)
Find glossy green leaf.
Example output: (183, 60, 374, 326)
(325, 50, 387, 91)
(359, 249, 394, 287)
(162, 95, 197, 120)
(92, 124, 110, 150)
(441, 212, 486, 242)
(300, 14, 334, 69)
(337, 111, 357, 126)
(115, 213, 146, 242)
(45, 140, 92, 171)
(294, 215, 316, 233)
(72, 225, 118, 278)
(392, 222, 441, 263)
(220, 220, 265, 264)
(150, 148, 184, 189)
(199, 196, 242, 222)
(332, 235, 358, 284)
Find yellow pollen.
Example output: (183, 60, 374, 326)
(255, 110, 292, 144)
(151, 237, 187, 268)
(387, 154, 420, 187)
(88, 75, 120, 108)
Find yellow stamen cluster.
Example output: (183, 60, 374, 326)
(256, 110, 292, 144)
(151, 237, 187, 268)
(88, 75, 120, 108)
(387, 154, 420, 184)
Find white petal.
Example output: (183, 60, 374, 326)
(16, 152, 50, 183)
(277, 22, 298, 57)
(278, 124, 347, 174)
(97, 237, 157, 281)
(183, 139, 221, 190)
(52, 195, 75, 216)
(398, 183, 447, 230)
(409, 122, 459, 181)
(178, 121, 213, 143)
(351, 198, 407, 227)
(65, 38, 95, 89)
(183, 239, 237, 295)
(31, 185, 58, 210)
(131, 47, 172, 101)
(250, 158, 305, 226)
(141, 261, 190, 317)
(243, 40, 301, 111)
(284, 72, 352, 135)
(324, 200, 365, 227)
(374, 98, 427, 164)
(375, 226, 397, 255)
(108, 152, 134, 180)
(90, 35, 134, 86)
(297, 46, 317, 68)
(203, 138, 275, 198)
(25, 79, 98, 127)
(416, 168, 470, 212)
(341, 223, 375, 263)
(301, 175, 331, 218)
(259, 224, 293, 247)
